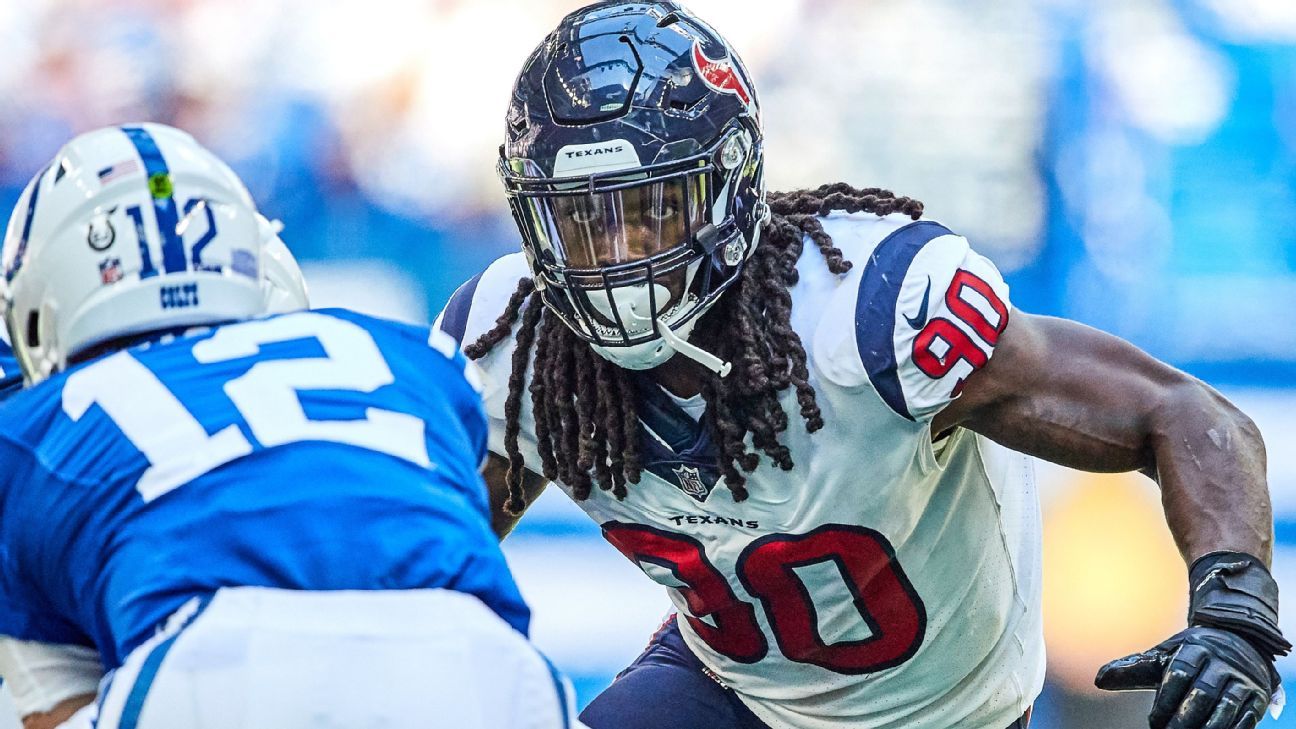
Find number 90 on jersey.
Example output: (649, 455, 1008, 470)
(603, 522, 927, 675)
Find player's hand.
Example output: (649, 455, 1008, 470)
(1095, 626, 1279, 729)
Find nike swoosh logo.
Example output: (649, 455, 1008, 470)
(904, 277, 932, 330)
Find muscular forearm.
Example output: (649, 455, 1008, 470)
(1147, 381, 1271, 564)
(945, 313, 1275, 568)
(926, 296, 1284, 729)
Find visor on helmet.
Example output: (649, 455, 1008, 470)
(500, 126, 754, 354)
(550, 176, 708, 268)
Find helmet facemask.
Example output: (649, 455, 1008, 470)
(500, 1, 768, 373)
(501, 123, 765, 374)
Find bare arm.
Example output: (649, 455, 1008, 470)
(483, 452, 548, 539)
(935, 312, 1271, 564)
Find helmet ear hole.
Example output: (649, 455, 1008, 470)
(25, 311, 39, 348)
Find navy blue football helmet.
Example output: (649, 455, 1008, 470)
(500, 1, 767, 374)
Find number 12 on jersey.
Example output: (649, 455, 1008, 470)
(62, 313, 431, 502)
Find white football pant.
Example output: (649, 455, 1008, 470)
(94, 587, 579, 729)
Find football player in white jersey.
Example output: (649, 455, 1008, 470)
(438, 3, 1289, 728)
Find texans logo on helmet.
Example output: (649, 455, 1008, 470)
(691, 41, 752, 108)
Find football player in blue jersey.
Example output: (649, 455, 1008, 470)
(0, 219, 306, 729)
(0, 123, 577, 729)
(440, 3, 1289, 729)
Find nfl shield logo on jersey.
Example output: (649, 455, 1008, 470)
(672, 464, 712, 503)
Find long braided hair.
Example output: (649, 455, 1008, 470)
(466, 183, 923, 512)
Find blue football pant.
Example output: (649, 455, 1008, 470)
(580, 617, 1032, 729)
(580, 617, 770, 729)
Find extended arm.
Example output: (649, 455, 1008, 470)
(935, 312, 1270, 563)
(936, 312, 1285, 729)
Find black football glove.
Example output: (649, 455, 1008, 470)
(1096, 626, 1276, 728)
(1094, 552, 1291, 729)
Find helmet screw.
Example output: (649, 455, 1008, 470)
(720, 134, 745, 171)
(723, 239, 744, 266)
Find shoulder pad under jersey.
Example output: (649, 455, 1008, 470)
(434, 254, 533, 350)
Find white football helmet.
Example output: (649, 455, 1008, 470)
(1, 123, 307, 383)
(258, 215, 310, 315)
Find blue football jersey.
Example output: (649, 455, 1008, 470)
(0, 337, 22, 400)
(0, 308, 527, 669)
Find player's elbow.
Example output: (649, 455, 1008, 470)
(1149, 377, 1266, 472)
(1226, 401, 1267, 471)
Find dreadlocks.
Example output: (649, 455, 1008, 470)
(466, 183, 924, 513)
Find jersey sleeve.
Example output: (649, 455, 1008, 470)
(0, 335, 24, 400)
(426, 327, 489, 466)
(434, 272, 485, 347)
(819, 221, 1011, 422)
(433, 253, 532, 349)
(0, 436, 95, 648)
(433, 255, 543, 465)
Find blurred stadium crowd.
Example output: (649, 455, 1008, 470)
(2, 0, 1296, 726)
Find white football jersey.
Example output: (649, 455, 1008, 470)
(439, 212, 1044, 729)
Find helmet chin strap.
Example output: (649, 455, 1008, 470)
(657, 317, 732, 377)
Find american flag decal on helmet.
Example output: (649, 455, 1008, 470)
(96, 159, 141, 185)
(691, 41, 752, 108)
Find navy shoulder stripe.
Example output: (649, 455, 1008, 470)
(440, 272, 485, 345)
(854, 221, 952, 420)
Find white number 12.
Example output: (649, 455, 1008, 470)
(62, 313, 430, 502)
